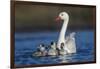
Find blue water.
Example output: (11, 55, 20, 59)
(15, 31, 95, 66)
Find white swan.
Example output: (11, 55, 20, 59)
(56, 12, 76, 54)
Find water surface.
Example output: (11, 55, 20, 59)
(15, 31, 95, 66)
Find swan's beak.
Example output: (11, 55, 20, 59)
(56, 16, 61, 22)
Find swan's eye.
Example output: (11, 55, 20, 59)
(61, 14, 63, 16)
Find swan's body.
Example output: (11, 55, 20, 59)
(56, 12, 76, 54)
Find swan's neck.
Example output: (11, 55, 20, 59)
(57, 19, 69, 46)
(60, 20, 68, 40)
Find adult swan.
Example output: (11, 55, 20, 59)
(56, 12, 76, 54)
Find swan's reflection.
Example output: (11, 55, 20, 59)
(58, 54, 73, 63)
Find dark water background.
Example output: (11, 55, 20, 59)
(15, 30, 95, 66)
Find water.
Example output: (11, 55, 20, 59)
(15, 31, 95, 66)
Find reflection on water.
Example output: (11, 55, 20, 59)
(58, 55, 69, 63)
(15, 31, 95, 66)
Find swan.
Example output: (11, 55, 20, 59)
(56, 12, 76, 54)
(32, 12, 76, 57)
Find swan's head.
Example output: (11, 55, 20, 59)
(56, 12, 69, 21)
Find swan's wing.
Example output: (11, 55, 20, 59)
(65, 32, 76, 53)
(65, 32, 76, 42)
(65, 38, 76, 53)
(70, 32, 76, 38)
(65, 35, 69, 43)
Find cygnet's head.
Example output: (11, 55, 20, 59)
(60, 43, 64, 49)
(50, 41, 56, 49)
(39, 44, 44, 47)
(51, 41, 56, 46)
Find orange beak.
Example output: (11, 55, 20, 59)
(56, 16, 61, 22)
